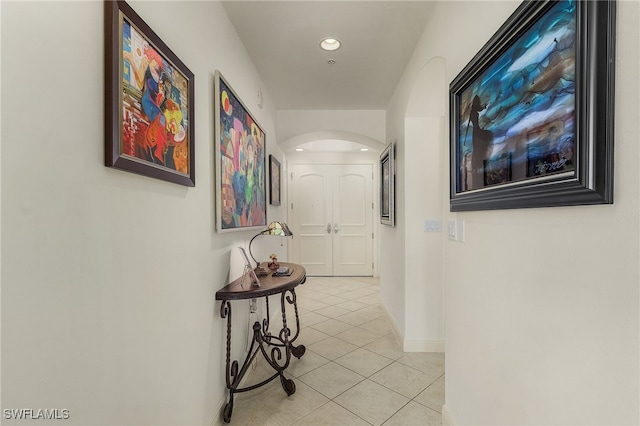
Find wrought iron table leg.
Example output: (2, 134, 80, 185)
(291, 344, 306, 359)
(220, 300, 236, 423)
(219, 286, 306, 422)
(285, 288, 306, 358)
(280, 375, 296, 395)
(222, 398, 233, 423)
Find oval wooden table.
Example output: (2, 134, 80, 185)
(215, 262, 307, 423)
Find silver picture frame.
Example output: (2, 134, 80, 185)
(380, 143, 395, 226)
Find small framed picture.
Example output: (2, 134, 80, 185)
(269, 155, 281, 206)
(380, 143, 395, 226)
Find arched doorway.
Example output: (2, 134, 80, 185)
(282, 131, 385, 276)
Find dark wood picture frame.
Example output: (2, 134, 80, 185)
(449, 0, 615, 211)
(105, 0, 195, 186)
(269, 155, 281, 206)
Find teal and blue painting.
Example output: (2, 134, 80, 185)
(458, 0, 576, 191)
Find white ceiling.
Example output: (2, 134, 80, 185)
(221, 1, 435, 111)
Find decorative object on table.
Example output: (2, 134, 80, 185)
(379, 143, 395, 226)
(248, 221, 293, 276)
(274, 266, 292, 276)
(268, 254, 280, 271)
(269, 155, 282, 206)
(214, 70, 267, 232)
(449, 0, 615, 211)
(104, 0, 195, 186)
(238, 247, 260, 287)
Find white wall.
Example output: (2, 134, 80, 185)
(1, 1, 286, 424)
(276, 110, 385, 145)
(402, 57, 447, 352)
(403, 116, 444, 351)
(386, 0, 640, 424)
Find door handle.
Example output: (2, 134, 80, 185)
(334, 223, 340, 233)
(326, 223, 332, 233)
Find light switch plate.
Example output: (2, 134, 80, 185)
(456, 219, 465, 242)
(447, 220, 457, 241)
(424, 219, 441, 232)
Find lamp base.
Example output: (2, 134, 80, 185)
(254, 266, 270, 276)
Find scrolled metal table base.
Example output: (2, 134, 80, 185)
(221, 288, 305, 423)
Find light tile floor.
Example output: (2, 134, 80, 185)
(226, 276, 444, 426)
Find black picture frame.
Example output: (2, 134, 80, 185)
(105, 0, 195, 186)
(449, 0, 615, 211)
(380, 143, 395, 226)
(269, 155, 281, 206)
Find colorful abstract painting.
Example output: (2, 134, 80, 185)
(215, 72, 266, 231)
(456, 0, 576, 192)
(105, 1, 195, 186)
(121, 20, 191, 173)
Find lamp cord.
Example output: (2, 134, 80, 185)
(246, 308, 259, 371)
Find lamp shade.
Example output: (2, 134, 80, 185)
(263, 221, 293, 237)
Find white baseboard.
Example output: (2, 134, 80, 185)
(210, 397, 226, 426)
(403, 339, 445, 353)
(378, 300, 405, 344)
(378, 300, 444, 353)
(442, 404, 457, 426)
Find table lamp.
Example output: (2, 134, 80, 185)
(248, 221, 293, 276)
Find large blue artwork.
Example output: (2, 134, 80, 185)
(457, 0, 576, 192)
(450, 0, 615, 212)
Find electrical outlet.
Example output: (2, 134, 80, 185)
(249, 298, 257, 313)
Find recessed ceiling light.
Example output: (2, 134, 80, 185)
(296, 148, 304, 152)
(360, 148, 369, 151)
(320, 37, 341, 51)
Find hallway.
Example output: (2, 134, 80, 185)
(225, 277, 444, 425)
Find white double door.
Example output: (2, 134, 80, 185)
(289, 164, 373, 276)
